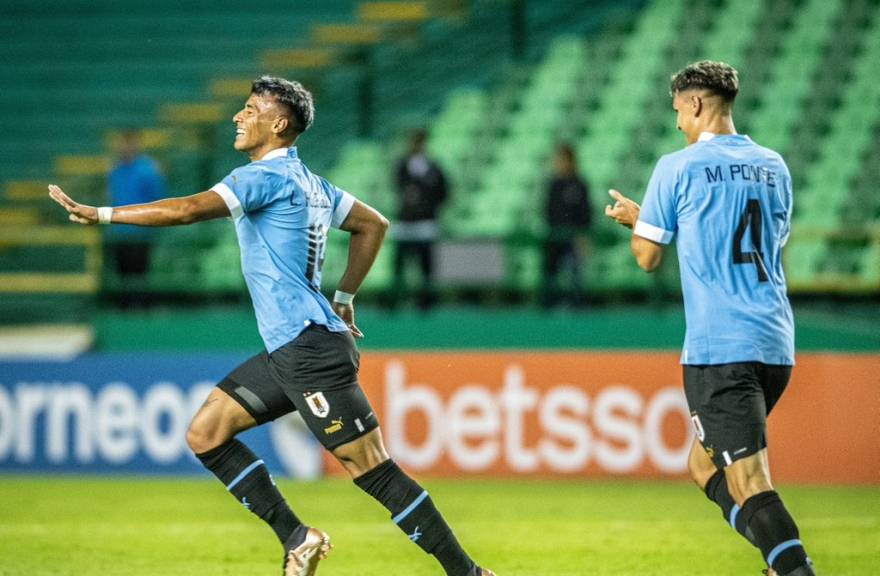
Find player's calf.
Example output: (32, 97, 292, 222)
(353, 458, 490, 576)
(196, 438, 304, 545)
(704, 469, 758, 547)
(740, 490, 815, 575)
(723, 452, 814, 574)
(328, 415, 492, 575)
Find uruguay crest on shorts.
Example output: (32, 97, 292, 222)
(305, 392, 330, 418)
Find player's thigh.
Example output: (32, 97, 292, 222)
(683, 363, 769, 470)
(268, 325, 380, 452)
(761, 364, 792, 416)
(687, 436, 718, 489)
(188, 350, 297, 452)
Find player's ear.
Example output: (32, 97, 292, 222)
(272, 115, 289, 136)
(691, 94, 703, 117)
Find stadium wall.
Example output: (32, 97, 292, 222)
(1, 352, 876, 484)
(0, 354, 323, 479)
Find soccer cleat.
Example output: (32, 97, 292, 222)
(473, 568, 496, 576)
(283, 527, 332, 576)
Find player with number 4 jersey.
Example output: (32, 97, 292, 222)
(637, 130, 794, 366)
(605, 61, 815, 576)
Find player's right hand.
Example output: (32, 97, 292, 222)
(604, 188, 640, 229)
(48, 185, 99, 225)
(332, 302, 364, 339)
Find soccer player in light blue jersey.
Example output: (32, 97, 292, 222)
(605, 61, 815, 576)
(50, 76, 494, 576)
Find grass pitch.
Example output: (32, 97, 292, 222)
(0, 476, 877, 575)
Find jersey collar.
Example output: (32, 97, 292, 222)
(260, 147, 290, 161)
(697, 132, 752, 143)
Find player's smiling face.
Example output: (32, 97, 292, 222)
(232, 93, 282, 157)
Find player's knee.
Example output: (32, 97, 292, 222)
(334, 452, 368, 478)
(185, 423, 209, 454)
(186, 418, 226, 454)
(688, 457, 715, 489)
(336, 450, 389, 478)
(725, 467, 773, 505)
(344, 455, 392, 479)
(726, 476, 747, 504)
(332, 429, 390, 478)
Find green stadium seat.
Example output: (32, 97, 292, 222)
(860, 243, 880, 285)
(784, 240, 828, 287)
(504, 245, 541, 292)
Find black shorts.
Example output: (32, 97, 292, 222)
(683, 362, 791, 469)
(218, 325, 379, 450)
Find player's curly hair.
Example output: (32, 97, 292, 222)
(251, 75, 315, 134)
(670, 61, 739, 102)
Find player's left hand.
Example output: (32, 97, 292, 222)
(48, 184, 99, 225)
(604, 189, 640, 229)
(332, 302, 364, 339)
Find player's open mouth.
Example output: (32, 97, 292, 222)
(235, 129, 246, 137)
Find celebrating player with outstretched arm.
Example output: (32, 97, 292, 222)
(50, 75, 494, 576)
(605, 61, 816, 576)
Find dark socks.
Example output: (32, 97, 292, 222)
(704, 470, 757, 547)
(740, 490, 813, 575)
(354, 459, 476, 576)
(196, 439, 304, 546)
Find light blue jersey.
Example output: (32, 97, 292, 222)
(635, 133, 794, 366)
(212, 147, 354, 352)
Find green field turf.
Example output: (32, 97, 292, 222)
(0, 477, 877, 575)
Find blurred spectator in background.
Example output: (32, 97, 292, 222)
(107, 129, 166, 307)
(541, 142, 592, 308)
(391, 128, 448, 310)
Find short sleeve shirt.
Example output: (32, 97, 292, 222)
(635, 133, 795, 366)
(212, 147, 355, 352)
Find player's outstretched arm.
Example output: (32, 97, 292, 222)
(48, 185, 230, 226)
(604, 188, 664, 272)
(332, 200, 389, 338)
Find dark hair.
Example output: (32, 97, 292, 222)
(251, 75, 314, 134)
(670, 60, 739, 102)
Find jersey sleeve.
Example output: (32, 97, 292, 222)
(321, 177, 355, 229)
(634, 156, 678, 244)
(211, 164, 275, 218)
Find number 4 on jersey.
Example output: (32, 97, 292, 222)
(732, 199, 769, 282)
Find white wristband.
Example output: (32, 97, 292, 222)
(97, 206, 113, 225)
(333, 290, 355, 305)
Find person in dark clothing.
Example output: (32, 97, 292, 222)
(541, 143, 592, 307)
(392, 129, 449, 309)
